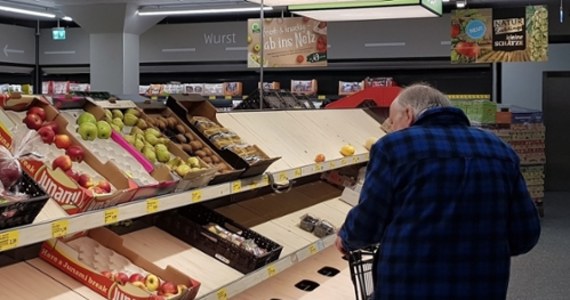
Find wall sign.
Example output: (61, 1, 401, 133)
(247, 17, 328, 68)
(451, 5, 548, 63)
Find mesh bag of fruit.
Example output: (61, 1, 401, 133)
(0, 126, 42, 200)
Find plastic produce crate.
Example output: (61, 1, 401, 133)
(0, 172, 49, 230)
(155, 204, 283, 274)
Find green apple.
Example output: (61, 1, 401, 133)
(77, 112, 96, 125)
(112, 109, 123, 120)
(145, 133, 159, 146)
(112, 118, 124, 131)
(134, 133, 145, 142)
(187, 157, 200, 168)
(134, 139, 145, 151)
(175, 163, 191, 177)
(130, 127, 144, 135)
(156, 149, 170, 163)
(110, 124, 121, 132)
(96, 121, 112, 139)
(124, 135, 135, 145)
(143, 146, 157, 163)
(104, 109, 113, 121)
(126, 108, 141, 117)
(154, 144, 167, 152)
(78, 122, 98, 141)
(124, 113, 139, 127)
(136, 118, 148, 130)
(145, 128, 161, 138)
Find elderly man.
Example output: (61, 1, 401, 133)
(336, 84, 541, 299)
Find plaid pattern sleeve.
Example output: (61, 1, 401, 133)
(338, 107, 541, 300)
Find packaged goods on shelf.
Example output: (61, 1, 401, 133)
(235, 89, 315, 110)
(203, 84, 224, 97)
(291, 79, 318, 96)
(338, 81, 365, 96)
(184, 84, 204, 95)
(145, 84, 165, 97)
(364, 77, 396, 88)
(258, 82, 281, 90)
(154, 204, 283, 274)
(0, 96, 139, 214)
(40, 227, 201, 300)
(223, 82, 243, 97)
(452, 99, 497, 124)
(162, 83, 185, 95)
(167, 95, 280, 177)
(93, 100, 219, 191)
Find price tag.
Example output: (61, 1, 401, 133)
(314, 163, 323, 172)
(267, 265, 277, 277)
(352, 156, 361, 163)
(209, 95, 216, 100)
(309, 244, 318, 255)
(249, 181, 258, 189)
(51, 220, 69, 238)
(294, 168, 302, 178)
(146, 198, 159, 213)
(216, 288, 228, 300)
(0, 231, 19, 251)
(262, 175, 270, 186)
(191, 190, 203, 203)
(224, 96, 232, 100)
(151, 96, 158, 101)
(317, 95, 326, 100)
(329, 161, 336, 169)
(104, 208, 119, 225)
(341, 158, 348, 166)
(279, 172, 287, 182)
(231, 181, 242, 193)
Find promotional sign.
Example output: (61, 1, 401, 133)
(247, 17, 328, 68)
(451, 5, 548, 63)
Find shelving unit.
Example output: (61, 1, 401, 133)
(0, 107, 383, 299)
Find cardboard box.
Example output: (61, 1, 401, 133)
(338, 81, 365, 96)
(40, 227, 201, 300)
(291, 79, 318, 96)
(0, 97, 138, 214)
(165, 95, 280, 178)
(258, 82, 281, 90)
(223, 82, 243, 97)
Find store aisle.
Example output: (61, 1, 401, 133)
(508, 192, 570, 300)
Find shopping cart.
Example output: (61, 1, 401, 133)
(347, 246, 378, 300)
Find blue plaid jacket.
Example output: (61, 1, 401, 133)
(339, 107, 541, 300)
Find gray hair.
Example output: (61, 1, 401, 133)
(396, 84, 452, 118)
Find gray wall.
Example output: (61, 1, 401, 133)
(501, 44, 570, 111)
(0, 24, 35, 65)
(39, 27, 90, 65)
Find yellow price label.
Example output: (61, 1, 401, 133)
(104, 208, 119, 225)
(191, 190, 203, 203)
(294, 168, 302, 178)
(262, 175, 269, 186)
(151, 96, 158, 101)
(209, 95, 216, 100)
(279, 172, 287, 182)
(267, 265, 277, 277)
(146, 198, 159, 214)
(352, 156, 361, 163)
(341, 158, 348, 166)
(314, 163, 323, 172)
(329, 161, 337, 169)
(0, 230, 19, 251)
(249, 181, 258, 189)
(231, 181, 242, 193)
(317, 95, 326, 100)
(216, 288, 228, 300)
(309, 244, 318, 255)
(51, 220, 69, 238)
(224, 96, 232, 100)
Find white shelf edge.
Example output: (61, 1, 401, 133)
(197, 235, 336, 300)
(0, 153, 368, 253)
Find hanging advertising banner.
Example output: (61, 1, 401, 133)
(247, 17, 328, 68)
(451, 5, 548, 63)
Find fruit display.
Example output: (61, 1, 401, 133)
(205, 223, 268, 257)
(40, 227, 200, 300)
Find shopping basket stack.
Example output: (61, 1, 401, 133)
(348, 246, 378, 300)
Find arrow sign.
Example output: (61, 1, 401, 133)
(3, 45, 25, 57)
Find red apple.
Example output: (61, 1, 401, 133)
(91, 186, 106, 195)
(54, 134, 72, 149)
(115, 272, 129, 285)
(27, 106, 46, 122)
(0, 164, 21, 189)
(37, 126, 56, 144)
(129, 273, 145, 283)
(65, 169, 80, 182)
(150, 295, 165, 300)
(159, 281, 177, 295)
(24, 113, 43, 130)
(66, 145, 84, 162)
(77, 173, 94, 188)
(97, 180, 111, 193)
(42, 121, 59, 133)
(52, 155, 72, 171)
(101, 270, 114, 279)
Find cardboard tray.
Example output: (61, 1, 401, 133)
(154, 204, 283, 274)
(132, 101, 243, 185)
(165, 95, 280, 178)
(40, 227, 201, 300)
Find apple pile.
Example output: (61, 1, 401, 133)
(101, 270, 188, 299)
(76, 111, 114, 141)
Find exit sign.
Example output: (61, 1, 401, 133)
(52, 27, 66, 40)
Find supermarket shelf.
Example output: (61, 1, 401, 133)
(0, 153, 368, 253)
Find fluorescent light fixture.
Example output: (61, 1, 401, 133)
(137, 6, 273, 16)
(0, 5, 55, 18)
(456, 0, 466, 8)
(62, 16, 73, 21)
(294, 5, 440, 22)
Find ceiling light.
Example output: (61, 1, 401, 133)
(294, 5, 440, 22)
(456, 0, 467, 8)
(0, 5, 55, 18)
(137, 6, 273, 16)
(62, 16, 72, 21)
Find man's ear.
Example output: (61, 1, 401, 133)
(404, 106, 415, 126)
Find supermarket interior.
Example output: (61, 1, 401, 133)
(0, 0, 569, 299)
